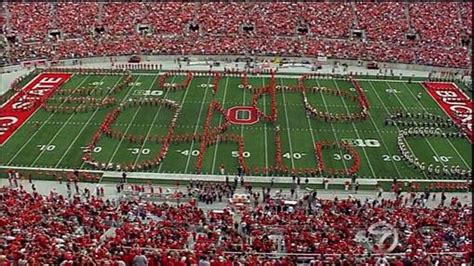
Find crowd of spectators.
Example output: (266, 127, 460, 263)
(354, 2, 408, 43)
(409, 3, 465, 47)
(6, 2, 53, 43)
(460, 2, 472, 37)
(1, 2, 471, 68)
(7, 35, 470, 68)
(56, 2, 98, 40)
(0, 177, 472, 265)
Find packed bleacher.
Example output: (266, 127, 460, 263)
(1, 2, 471, 68)
(409, 3, 464, 47)
(0, 180, 472, 265)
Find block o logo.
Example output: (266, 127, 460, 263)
(227, 106, 259, 125)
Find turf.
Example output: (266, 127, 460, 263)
(0, 72, 471, 180)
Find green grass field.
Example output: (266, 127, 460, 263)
(0, 71, 471, 181)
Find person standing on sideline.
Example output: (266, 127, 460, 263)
(355, 181, 360, 194)
(219, 164, 225, 175)
(441, 191, 447, 206)
(237, 165, 243, 178)
(122, 171, 127, 183)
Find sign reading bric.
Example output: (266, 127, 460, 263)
(422, 82, 473, 143)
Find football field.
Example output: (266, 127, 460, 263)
(0, 70, 471, 181)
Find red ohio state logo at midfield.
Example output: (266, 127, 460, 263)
(227, 106, 259, 125)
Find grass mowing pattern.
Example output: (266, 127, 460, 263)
(0, 72, 471, 180)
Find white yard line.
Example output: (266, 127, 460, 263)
(54, 76, 121, 167)
(211, 77, 229, 174)
(107, 75, 150, 164)
(157, 75, 195, 173)
(314, 79, 349, 172)
(401, 82, 470, 169)
(34, 74, 99, 166)
(363, 82, 403, 178)
(279, 78, 295, 169)
(262, 78, 269, 169)
(7, 74, 86, 165)
(132, 74, 170, 167)
(183, 77, 211, 173)
(303, 97, 317, 165)
(239, 78, 247, 165)
(386, 81, 446, 168)
(332, 80, 377, 178)
(30, 111, 77, 166)
(370, 81, 429, 179)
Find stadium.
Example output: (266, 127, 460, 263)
(0, 2, 472, 265)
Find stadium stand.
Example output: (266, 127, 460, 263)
(7, 2, 53, 43)
(409, 2, 464, 47)
(56, 2, 99, 39)
(302, 3, 354, 39)
(2, 3, 471, 68)
(0, 184, 471, 265)
(354, 2, 408, 42)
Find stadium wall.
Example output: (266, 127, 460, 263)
(1, 54, 469, 96)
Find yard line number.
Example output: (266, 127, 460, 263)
(38, 144, 55, 151)
(81, 146, 103, 153)
(177, 150, 251, 158)
(381, 155, 450, 163)
(128, 148, 150, 155)
(333, 153, 353, 161)
(283, 152, 306, 160)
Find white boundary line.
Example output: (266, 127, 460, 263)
(6, 74, 83, 165)
(183, 77, 211, 173)
(211, 76, 229, 174)
(55, 76, 124, 167)
(402, 82, 470, 169)
(332, 79, 377, 178)
(0, 165, 467, 184)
